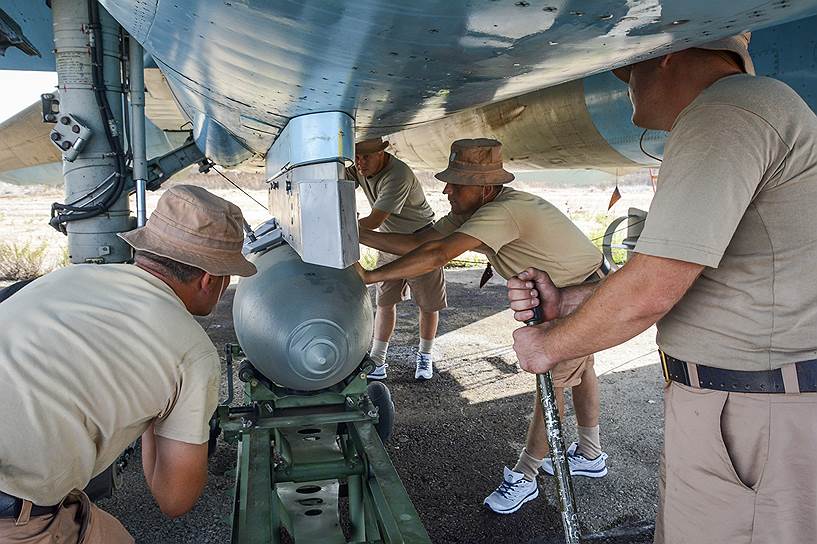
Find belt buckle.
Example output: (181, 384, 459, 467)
(660, 351, 671, 385)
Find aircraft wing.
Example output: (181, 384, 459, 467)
(91, 0, 817, 167)
(0, 100, 60, 178)
(4, 1, 817, 178)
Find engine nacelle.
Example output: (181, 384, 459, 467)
(233, 243, 373, 391)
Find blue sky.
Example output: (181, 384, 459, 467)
(0, 71, 58, 123)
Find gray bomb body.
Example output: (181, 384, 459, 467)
(233, 244, 373, 391)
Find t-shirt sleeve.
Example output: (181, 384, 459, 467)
(433, 212, 463, 236)
(634, 104, 778, 267)
(455, 202, 520, 252)
(154, 348, 220, 444)
(372, 170, 412, 214)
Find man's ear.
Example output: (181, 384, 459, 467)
(198, 272, 219, 294)
(658, 53, 673, 70)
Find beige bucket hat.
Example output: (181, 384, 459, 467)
(355, 137, 389, 155)
(434, 138, 515, 186)
(613, 32, 755, 83)
(119, 185, 256, 277)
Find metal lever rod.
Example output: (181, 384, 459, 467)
(525, 306, 581, 544)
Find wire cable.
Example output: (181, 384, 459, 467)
(210, 165, 269, 212)
(639, 129, 663, 163)
(49, 0, 128, 233)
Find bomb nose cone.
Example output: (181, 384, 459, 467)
(233, 244, 373, 391)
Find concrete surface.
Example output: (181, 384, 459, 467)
(100, 268, 663, 544)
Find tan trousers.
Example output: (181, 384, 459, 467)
(656, 381, 817, 544)
(0, 490, 133, 543)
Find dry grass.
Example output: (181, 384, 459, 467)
(0, 241, 53, 280)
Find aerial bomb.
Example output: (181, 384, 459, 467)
(233, 243, 373, 391)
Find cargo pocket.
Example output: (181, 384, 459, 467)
(718, 392, 769, 492)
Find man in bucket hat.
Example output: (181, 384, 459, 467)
(509, 33, 817, 543)
(0, 185, 255, 542)
(356, 138, 610, 514)
(349, 137, 446, 381)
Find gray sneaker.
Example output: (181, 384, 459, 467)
(483, 466, 539, 514)
(367, 363, 388, 380)
(541, 442, 608, 478)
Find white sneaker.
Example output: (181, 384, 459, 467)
(541, 442, 608, 478)
(367, 363, 388, 380)
(415, 352, 433, 380)
(484, 467, 539, 514)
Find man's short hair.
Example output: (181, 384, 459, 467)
(134, 250, 205, 283)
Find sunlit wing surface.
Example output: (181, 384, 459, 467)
(92, 0, 817, 162)
(4, 1, 817, 178)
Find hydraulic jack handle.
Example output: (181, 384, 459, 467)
(526, 306, 581, 544)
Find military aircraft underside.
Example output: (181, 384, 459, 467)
(3, 1, 817, 542)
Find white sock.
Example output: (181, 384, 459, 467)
(371, 340, 389, 367)
(418, 337, 434, 355)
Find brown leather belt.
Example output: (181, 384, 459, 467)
(0, 491, 59, 518)
(660, 351, 817, 394)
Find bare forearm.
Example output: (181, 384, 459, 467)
(359, 229, 422, 256)
(539, 278, 662, 364)
(536, 256, 699, 365)
(512, 254, 705, 374)
(366, 244, 447, 283)
(558, 282, 601, 317)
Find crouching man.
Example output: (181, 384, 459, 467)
(0, 185, 256, 542)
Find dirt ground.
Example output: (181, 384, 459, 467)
(0, 178, 661, 543)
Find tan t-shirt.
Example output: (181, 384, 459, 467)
(635, 75, 817, 371)
(0, 264, 221, 505)
(349, 153, 434, 233)
(433, 187, 601, 285)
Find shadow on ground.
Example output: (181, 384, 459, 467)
(101, 269, 662, 544)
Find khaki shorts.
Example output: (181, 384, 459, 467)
(375, 251, 447, 312)
(656, 381, 817, 544)
(0, 489, 133, 543)
(551, 354, 594, 388)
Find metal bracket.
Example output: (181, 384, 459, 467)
(265, 112, 358, 269)
(41, 92, 60, 123)
(49, 114, 92, 161)
(127, 137, 204, 192)
(243, 218, 284, 255)
(265, 111, 354, 176)
(0, 8, 41, 57)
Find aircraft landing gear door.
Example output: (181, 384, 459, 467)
(265, 112, 358, 269)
